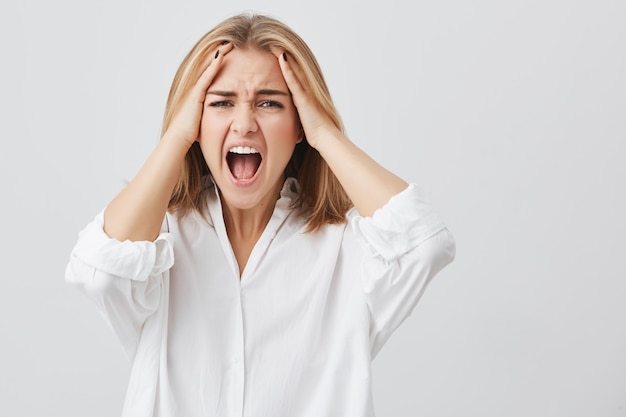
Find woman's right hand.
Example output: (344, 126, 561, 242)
(103, 42, 234, 242)
(165, 42, 234, 149)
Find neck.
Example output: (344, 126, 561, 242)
(220, 179, 283, 240)
(219, 180, 283, 276)
(222, 199, 275, 240)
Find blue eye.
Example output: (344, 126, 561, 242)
(259, 100, 284, 109)
(209, 101, 232, 107)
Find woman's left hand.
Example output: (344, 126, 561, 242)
(271, 48, 408, 217)
(272, 50, 339, 149)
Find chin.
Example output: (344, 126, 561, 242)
(218, 179, 281, 211)
(221, 191, 264, 211)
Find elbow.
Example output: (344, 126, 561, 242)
(420, 227, 456, 278)
(65, 255, 122, 298)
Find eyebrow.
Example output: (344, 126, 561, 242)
(206, 89, 289, 97)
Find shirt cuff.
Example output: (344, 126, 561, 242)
(71, 211, 175, 281)
(349, 184, 447, 262)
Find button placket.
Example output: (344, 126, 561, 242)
(232, 285, 246, 417)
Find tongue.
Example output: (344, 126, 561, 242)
(229, 153, 261, 180)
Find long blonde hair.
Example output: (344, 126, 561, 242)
(165, 13, 352, 232)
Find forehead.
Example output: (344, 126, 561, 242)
(211, 47, 286, 90)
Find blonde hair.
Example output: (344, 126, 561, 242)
(165, 12, 352, 232)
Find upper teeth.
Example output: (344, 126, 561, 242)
(229, 146, 259, 154)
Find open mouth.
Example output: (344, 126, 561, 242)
(226, 146, 262, 180)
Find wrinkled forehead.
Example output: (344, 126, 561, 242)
(211, 47, 287, 92)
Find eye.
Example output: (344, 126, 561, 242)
(209, 100, 233, 108)
(258, 100, 284, 109)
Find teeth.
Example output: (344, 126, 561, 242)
(229, 146, 259, 154)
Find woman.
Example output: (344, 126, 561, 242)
(66, 12, 455, 417)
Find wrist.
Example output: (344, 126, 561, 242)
(309, 127, 345, 153)
(161, 131, 196, 153)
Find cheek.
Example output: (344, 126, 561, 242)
(200, 112, 219, 136)
(267, 115, 300, 143)
(198, 118, 227, 167)
(199, 114, 227, 146)
(271, 127, 301, 160)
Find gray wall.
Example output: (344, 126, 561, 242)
(1, 0, 624, 416)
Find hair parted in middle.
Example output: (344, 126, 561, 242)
(164, 12, 352, 232)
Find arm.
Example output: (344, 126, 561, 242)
(65, 210, 175, 360)
(104, 42, 234, 242)
(276, 51, 455, 355)
(347, 185, 455, 356)
(275, 52, 408, 217)
(307, 128, 408, 217)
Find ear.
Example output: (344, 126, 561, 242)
(296, 125, 304, 144)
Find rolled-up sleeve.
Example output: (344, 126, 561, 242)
(65, 211, 174, 360)
(350, 184, 456, 357)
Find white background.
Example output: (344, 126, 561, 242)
(1, 0, 624, 416)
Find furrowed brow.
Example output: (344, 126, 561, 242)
(256, 89, 289, 96)
(205, 89, 289, 97)
(206, 90, 237, 97)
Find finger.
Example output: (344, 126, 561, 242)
(280, 51, 308, 88)
(193, 42, 234, 98)
(270, 49, 308, 102)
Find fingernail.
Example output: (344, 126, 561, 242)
(283, 52, 287, 62)
(215, 50, 220, 59)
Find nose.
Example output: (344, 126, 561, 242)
(230, 105, 258, 135)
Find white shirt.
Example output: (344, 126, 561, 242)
(65, 178, 455, 417)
